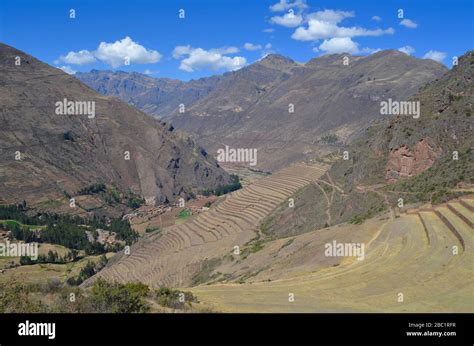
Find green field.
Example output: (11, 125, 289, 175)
(175, 209, 192, 225)
(0, 220, 46, 231)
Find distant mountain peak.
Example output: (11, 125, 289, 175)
(256, 53, 295, 69)
(371, 49, 407, 58)
(305, 50, 410, 66)
(305, 53, 361, 67)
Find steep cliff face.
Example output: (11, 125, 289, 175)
(0, 43, 230, 211)
(385, 139, 441, 182)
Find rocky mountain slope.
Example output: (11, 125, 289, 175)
(334, 50, 473, 193)
(260, 50, 473, 239)
(0, 43, 230, 212)
(76, 70, 222, 118)
(78, 51, 447, 170)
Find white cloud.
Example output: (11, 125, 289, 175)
(271, 12, 303, 27)
(317, 37, 379, 55)
(372, 16, 382, 21)
(263, 28, 275, 33)
(57, 65, 76, 74)
(210, 46, 240, 54)
(269, 0, 307, 12)
(58, 37, 162, 68)
(318, 37, 359, 54)
(172, 45, 247, 72)
(244, 43, 263, 51)
(306, 9, 354, 23)
(398, 45, 415, 55)
(244, 43, 272, 51)
(293, 20, 394, 41)
(172, 45, 193, 59)
(143, 69, 157, 75)
(290, 9, 394, 41)
(423, 50, 446, 63)
(95, 37, 162, 68)
(399, 19, 418, 29)
(57, 50, 96, 65)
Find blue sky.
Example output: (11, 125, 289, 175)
(0, 0, 472, 80)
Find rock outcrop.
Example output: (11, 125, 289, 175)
(385, 139, 441, 182)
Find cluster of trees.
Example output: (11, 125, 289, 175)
(75, 183, 145, 210)
(0, 276, 199, 313)
(8, 221, 124, 255)
(201, 174, 242, 197)
(8, 223, 39, 243)
(2, 204, 138, 250)
(321, 133, 339, 144)
(7, 220, 89, 249)
(0, 280, 47, 313)
(20, 249, 79, 265)
(67, 255, 108, 286)
(87, 279, 150, 313)
(62, 278, 151, 313)
(77, 183, 107, 195)
(0, 202, 39, 226)
(0, 277, 148, 313)
(154, 287, 198, 309)
(104, 186, 121, 204)
(41, 223, 89, 249)
(109, 219, 138, 244)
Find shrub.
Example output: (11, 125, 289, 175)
(127, 196, 145, 209)
(88, 279, 150, 313)
(154, 287, 197, 309)
(0, 280, 46, 313)
(63, 131, 74, 141)
(321, 133, 339, 144)
(77, 183, 106, 195)
(202, 174, 242, 197)
(145, 227, 160, 233)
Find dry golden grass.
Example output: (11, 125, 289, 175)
(189, 198, 473, 312)
(0, 252, 114, 285)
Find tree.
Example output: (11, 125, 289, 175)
(89, 279, 150, 313)
(70, 249, 79, 261)
(0, 280, 46, 312)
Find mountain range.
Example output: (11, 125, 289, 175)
(77, 51, 448, 170)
